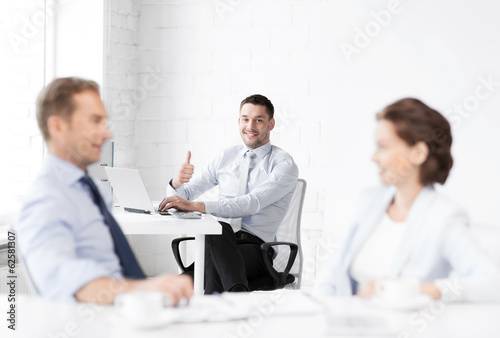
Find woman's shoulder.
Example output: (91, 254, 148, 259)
(426, 187, 468, 221)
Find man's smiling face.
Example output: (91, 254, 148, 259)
(238, 103, 275, 150)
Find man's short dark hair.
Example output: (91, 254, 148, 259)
(239, 94, 274, 119)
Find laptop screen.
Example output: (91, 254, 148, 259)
(104, 167, 156, 214)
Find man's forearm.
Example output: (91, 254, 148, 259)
(75, 275, 194, 305)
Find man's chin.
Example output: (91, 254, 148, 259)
(81, 154, 101, 168)
(244, 141, 259, 149)
(241, 137, 255, 147)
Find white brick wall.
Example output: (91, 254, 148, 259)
(105, 0, 141, 169)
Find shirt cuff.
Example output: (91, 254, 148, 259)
(166, 179, 178, 197)
(203, 201, 218, 215)
(69, 270, 119, 301)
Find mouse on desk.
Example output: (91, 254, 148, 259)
(159, 210, 172, 215)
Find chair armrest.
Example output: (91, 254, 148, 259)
(171, 237, 195, 272)
(260, 242, 298, 288)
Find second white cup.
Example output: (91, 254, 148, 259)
(115, 291, 165, 321)
(375, 278, 420, 303)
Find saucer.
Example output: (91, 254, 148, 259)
(114, 310, 177, 330)
(371, 294, 433, 311)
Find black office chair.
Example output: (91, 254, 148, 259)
(171, 179, 306, 291)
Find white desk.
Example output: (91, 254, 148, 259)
(3, 292, 500, 338)
(113, 207, 222, 296)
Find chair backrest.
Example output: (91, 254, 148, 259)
(272, 178, 306, 289)
(15, 231, 39, 295)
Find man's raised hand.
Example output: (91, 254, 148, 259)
(172, 151, 194, 189)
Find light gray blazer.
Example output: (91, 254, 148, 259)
(314, 185, 500, 302)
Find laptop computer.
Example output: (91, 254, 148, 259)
(104, 167, 159, 214)
(104, 167, 202, 218)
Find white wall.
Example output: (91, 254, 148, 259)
(0, 0, 45, 215)
(0, 0, 106, 216)
(53, 0, 104, 86)
(322, 0, 500, 234)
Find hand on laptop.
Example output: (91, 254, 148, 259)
(139, 274, 193, 306)
(171, 151, 194, 189)
(159, 195, 206, 213)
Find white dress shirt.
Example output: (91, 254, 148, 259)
(167, 142, 299, 243)
(15, 153, 123, 300)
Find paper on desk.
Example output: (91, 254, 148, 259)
(168, 295, 248, 323)
(324, 315, 399, 336)
(169, 291, 324, 323)
(224, 291, 326, 316)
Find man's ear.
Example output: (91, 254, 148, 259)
(47, 115, 67, 141)
(411, 141, 429, 165)
(269, 118, 275, 131)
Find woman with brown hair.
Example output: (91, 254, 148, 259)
(314, 98, 500, 302)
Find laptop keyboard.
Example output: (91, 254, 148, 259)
(172, 212, 202, 219)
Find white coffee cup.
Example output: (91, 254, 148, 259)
(375, 278, 420, 303)
(115, 291, 165, 321)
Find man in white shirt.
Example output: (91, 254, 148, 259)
(159, 94, 299, 293)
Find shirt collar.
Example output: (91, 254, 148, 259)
(44, 152, 87, 187)
(240, 141, 272, 160)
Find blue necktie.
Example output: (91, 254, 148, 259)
(80, 175, 146, 279)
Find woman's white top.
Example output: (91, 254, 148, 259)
(350, 213, 406, 289)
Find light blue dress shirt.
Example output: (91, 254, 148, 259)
(15, 153, 123, 301)
(167, 142, 299, 243)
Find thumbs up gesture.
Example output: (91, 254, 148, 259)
(172, 151, 194, 189)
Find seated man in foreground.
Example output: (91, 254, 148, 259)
(15, 77, 192, 304)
